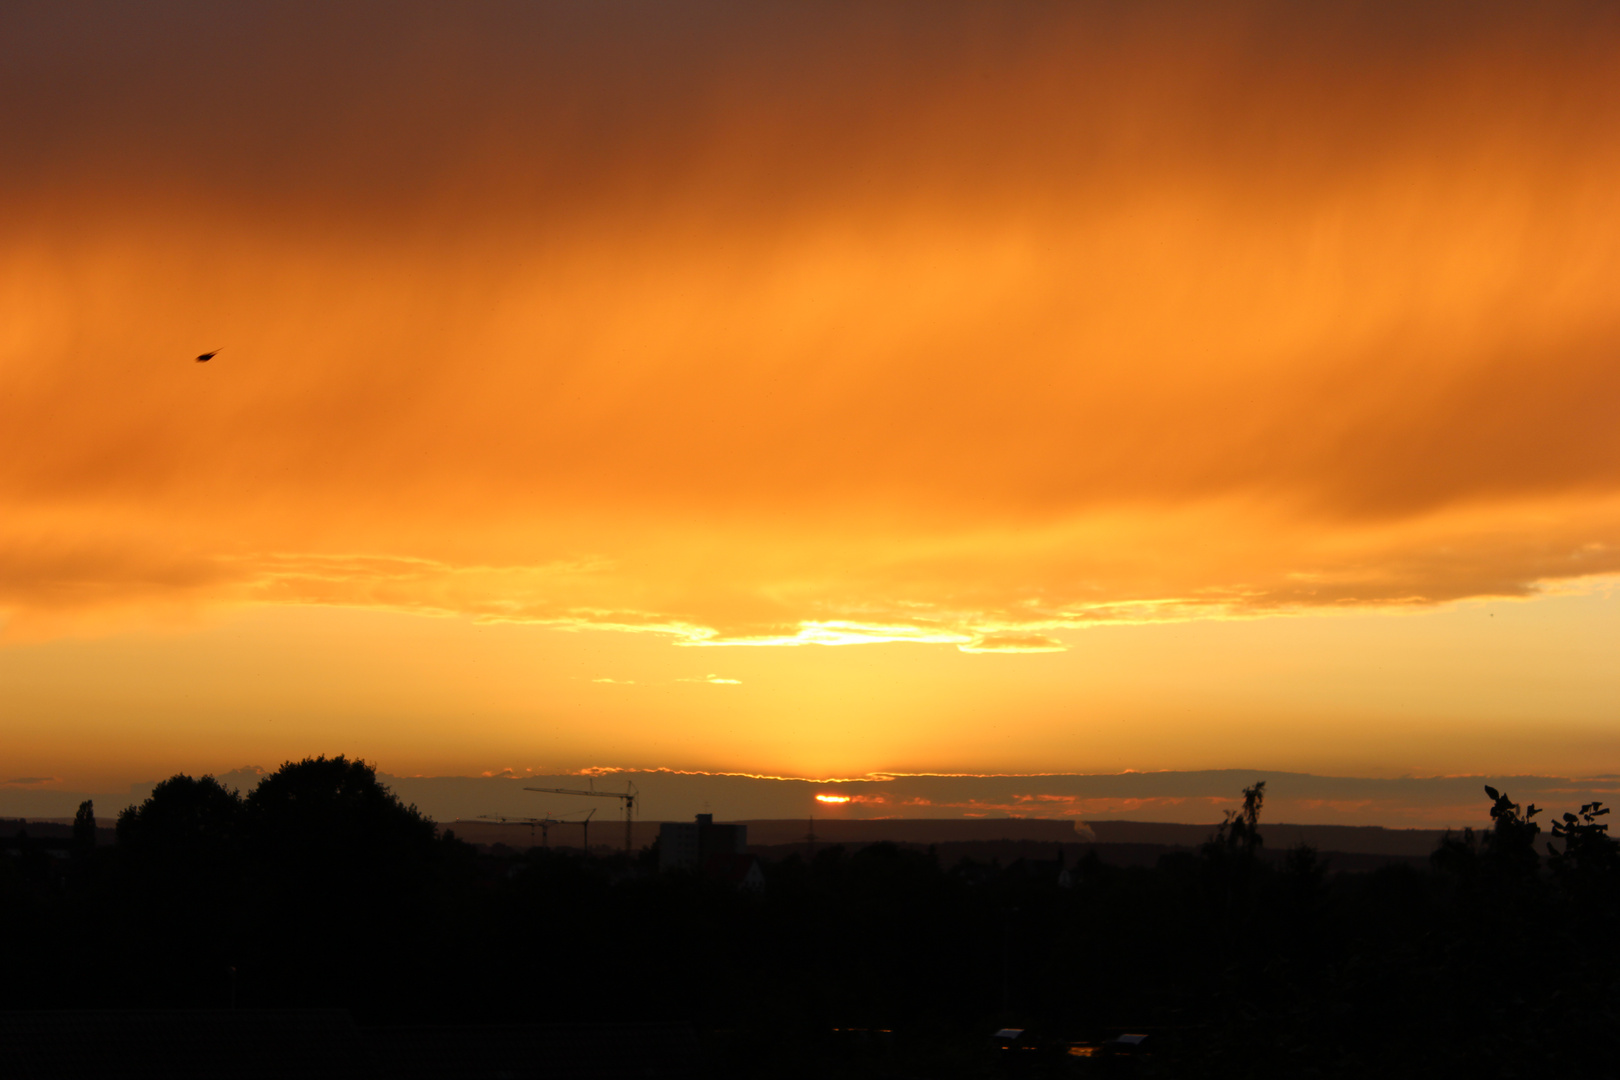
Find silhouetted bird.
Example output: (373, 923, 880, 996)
(196, 350, 220, 363)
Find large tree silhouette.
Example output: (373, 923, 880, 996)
(245, 755, 435, 879)
(115, 774, 245, 873)
(239, 756, 446, 1010)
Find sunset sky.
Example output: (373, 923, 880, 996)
(4, 1, 1619, 811)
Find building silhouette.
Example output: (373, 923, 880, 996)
(658, 814, 746, 871)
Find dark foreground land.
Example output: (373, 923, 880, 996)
(4, 759, 1619, 1078)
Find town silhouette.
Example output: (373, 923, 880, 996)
(5, 756, 1619, 1077)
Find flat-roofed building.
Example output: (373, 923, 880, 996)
(658, 813, 747, 870)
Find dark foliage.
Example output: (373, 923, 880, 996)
(70, 801, 96, 860)
(5, 772, 1620, 1077)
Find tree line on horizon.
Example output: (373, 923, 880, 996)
(4, 756, 1619, 1077)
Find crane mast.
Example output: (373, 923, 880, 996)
(524, 782, 638, 854)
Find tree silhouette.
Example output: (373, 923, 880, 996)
(115, 774, 244, 867)
(1208, 781, 1266, 856)
(105, 776, 246, 1006)
(1200, 780, 1267, 919)
(244, 755, 435, 879)
(237, 756, 447, 1008)
(71, 799, 96, 859)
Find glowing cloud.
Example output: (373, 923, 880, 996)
(960, 634, 1068, 654)
(5, 3, 1620, 651)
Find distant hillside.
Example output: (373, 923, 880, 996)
(436, 815, 1449, 860)
(436, 816, 1090, 851)
(1086, 820, 1449, 857)
(742, 817, 1090, 845)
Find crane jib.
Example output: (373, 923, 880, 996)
(524, 784, 638, 854)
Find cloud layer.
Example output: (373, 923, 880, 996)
(4, 1, 1620, 645)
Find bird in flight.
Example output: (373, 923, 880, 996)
(196, 349, 220, 363)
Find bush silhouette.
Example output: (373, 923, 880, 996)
(1548, 802, 1617, 879)
(1483, 784, 1542, 876)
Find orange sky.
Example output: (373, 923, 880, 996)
(3, 1, 1619, 797)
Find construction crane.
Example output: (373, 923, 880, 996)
(525, 781, 638, 854)
(570, 808, 596, 852)
(477, 814, 563, 849)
